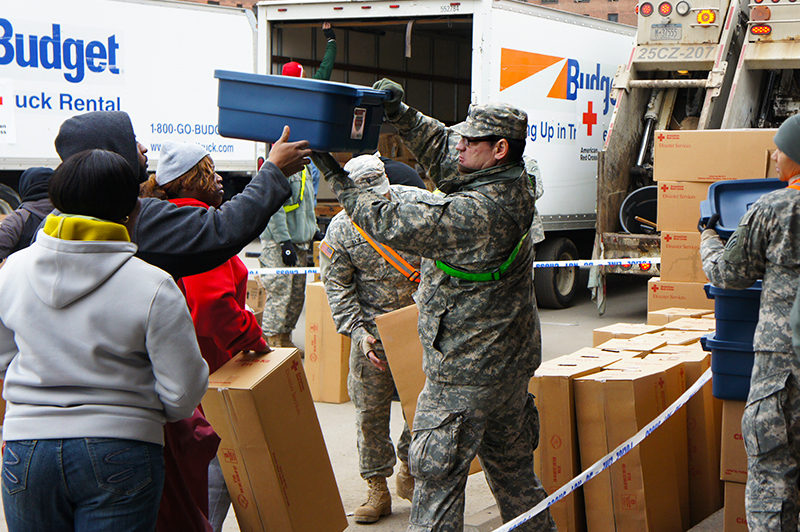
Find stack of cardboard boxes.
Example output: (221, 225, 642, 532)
(650, 129, 777, 312)
(720, 400, 748, 532)
(533, 310, 728, 532)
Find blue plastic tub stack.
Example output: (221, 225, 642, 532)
(214, 70, 389, 153)
(701, 281, 762, 401)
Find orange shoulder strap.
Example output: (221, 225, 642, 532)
(352, 222, 420, 283)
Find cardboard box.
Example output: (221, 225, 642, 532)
(594, 336, 668, 355)
(723, 481, 747, 532)
(246, 276, 266, 314)
(657, 181, 711, 232)
(530, 357, 613, 532)
(720, 400, 747, 483)
(660, 231, 707, 283)
(375, 304, 481, 474)
(644, 329, 707, 346)
(202, 349, 347, 532)
(653, 129, 777, 182)
(592, 323, 665, 347)
(646, 352, 723, 526)
(647, 307, 714, 326)
(664, 317, 716, 332)
(575, 362, 686, 532)
(304, 282, 350, 404)
(648, 277, 714, 313)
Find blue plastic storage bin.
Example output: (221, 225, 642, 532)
(704, 281, 762, 343)
(699, 178, 786, 239)
(701, 334, 754, 401)
(215, 70, 389, 152)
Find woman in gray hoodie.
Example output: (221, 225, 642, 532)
(0, 149, 209, 532)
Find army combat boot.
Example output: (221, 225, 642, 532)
(395, 461, 414, 502)
(354, 476, 391, 524)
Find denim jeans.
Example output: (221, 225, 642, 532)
(2, 438, 165, 532)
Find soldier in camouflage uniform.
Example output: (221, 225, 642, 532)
(700, 113, 800, 532)
(320, 155, 428, 524)
(310, 79, 556, 532)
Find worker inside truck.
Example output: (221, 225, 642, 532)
(309, 78, 556, 532)
(700, 113, 800, 532)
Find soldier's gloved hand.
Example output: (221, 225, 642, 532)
(359, 334, 388, 372)
(697, 213, 720, 233)
(312, 230, 325, 242)
(373, 78, 404, 120)
(309, 151, 345, 181)
(280, 240, 298, 266)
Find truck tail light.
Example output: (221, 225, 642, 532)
(697, 9, 716, 24)
(751, 6, 771, 20)
(640, 2, 654, 16)
(658, 2, 672, 15)
(257, 157, 265, 170)
(675, 1, 690, 15)
(750, 24, 772, 35)
(640, 262, 652, 271)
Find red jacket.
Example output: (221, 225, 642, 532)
(170, 197, 267, 373)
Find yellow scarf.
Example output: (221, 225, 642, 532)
(43, 214, 130, 242)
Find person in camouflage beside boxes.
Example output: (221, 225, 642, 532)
(310, 79, 556, 532)
(699, 113, 800, 532)
(320, 154, 428, 524)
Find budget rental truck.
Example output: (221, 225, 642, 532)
(256, 0, 635, 308)
(0, 0, 258, 211)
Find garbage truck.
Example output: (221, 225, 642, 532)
(0, 0, 258, 212)
(593, 0, 800, 312)
(256, 0, 636, 308)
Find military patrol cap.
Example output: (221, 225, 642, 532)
(774, 113, 800, 165)
(451, 102, 528, 140)
(344, 154, 390, 195)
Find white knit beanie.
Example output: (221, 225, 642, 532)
(344, 154, 390, 195)
(156, 141, 209, 186)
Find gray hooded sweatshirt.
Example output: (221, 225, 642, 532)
(0, 228, 209, 445)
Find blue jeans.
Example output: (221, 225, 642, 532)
(2, 438, 165, 532)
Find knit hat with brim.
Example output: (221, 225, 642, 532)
(774, 113, 800, 165)
(156, 141, 210, 186)
(344, 154, 390, 195)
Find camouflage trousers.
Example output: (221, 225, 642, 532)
(742, 350, 800, 532)
(348, 328, 411, 479)
(258, 239, 310, 336)
(407, 375, 556, 532)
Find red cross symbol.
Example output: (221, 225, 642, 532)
(651, 284, 659, 293)
(664, 234, 672, 242)
(0, 96, 3, 105)
(291, 360, 299, 372)
(658, 133, 665, 141)
(661, 184, 669, 192)
(658, 377, 665, 388)
(583, 101, 597, 136)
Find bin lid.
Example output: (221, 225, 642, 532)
(215, 69, 390, 100)
(704, 280, 762, 299)
(700, 178, 786, 239)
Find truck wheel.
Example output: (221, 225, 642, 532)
(534, 237, 579, 309)
(0, 184, 20, 214)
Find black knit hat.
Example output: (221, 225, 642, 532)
(774, 113, 800, 166)
(54, 111, 146, 183)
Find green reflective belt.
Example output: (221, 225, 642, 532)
(435, 233, 528, 282)
(283, 168, 307, 213)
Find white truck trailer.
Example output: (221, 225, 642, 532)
(256, 0, 635, 308)
(0, 0, 258, 210)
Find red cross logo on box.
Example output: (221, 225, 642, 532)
(651, 284, 659, 293)
(658, 133, 665, 142)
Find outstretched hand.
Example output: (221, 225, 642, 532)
(309, 151, 344, 180)
(268, 126, 311, 177)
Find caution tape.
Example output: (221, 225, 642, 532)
(248, 257, 661, 276)
(495, 367, 712, 532)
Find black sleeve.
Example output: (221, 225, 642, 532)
(133, 162, 291, 279)
(381, 157, 426, 190)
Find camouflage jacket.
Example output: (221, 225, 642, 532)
(320, 185, 424, 345)
(326, 106, 540, 385)
(701, 187, 800, 354)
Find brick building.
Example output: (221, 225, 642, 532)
(176, 0, 636, 25)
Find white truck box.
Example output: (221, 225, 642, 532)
(0, 0, 257, 173)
